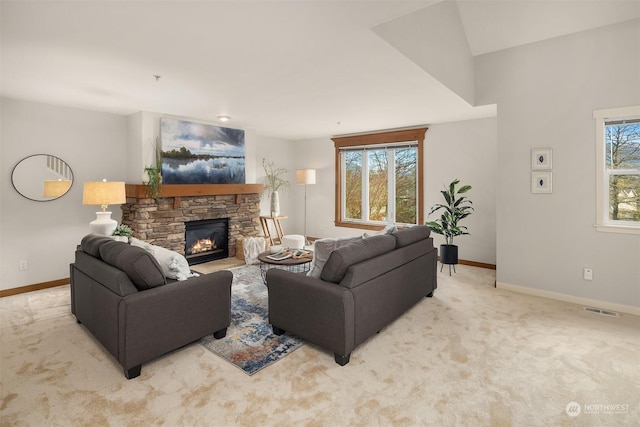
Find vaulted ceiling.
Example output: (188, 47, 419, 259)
(2, 1, 638, 140)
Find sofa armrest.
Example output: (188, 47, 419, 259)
(117, 270, 232, 370)
(267, 268, 355, 356)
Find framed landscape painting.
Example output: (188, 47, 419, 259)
(160, 117, 245, 184)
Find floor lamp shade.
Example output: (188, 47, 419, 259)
(82, 180, 126, 236)
(296, 169, 316, 185)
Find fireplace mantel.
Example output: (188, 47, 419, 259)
(125, 183, 264, 199)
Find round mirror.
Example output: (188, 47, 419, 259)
(11, 154, 74, 202)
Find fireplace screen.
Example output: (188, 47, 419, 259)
(184, 218, 229, 265)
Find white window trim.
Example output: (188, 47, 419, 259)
(339, 145, 417, 226)
(593, 105, 640, 235)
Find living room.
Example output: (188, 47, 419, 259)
(1, 1, 638, 425)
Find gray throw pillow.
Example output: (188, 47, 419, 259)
(307, 235, 362, 279)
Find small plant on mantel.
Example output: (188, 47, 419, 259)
(144, 138, 163, 198)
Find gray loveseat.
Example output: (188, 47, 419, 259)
(70, 234, 232, 379)
(267, 225, 437, 365)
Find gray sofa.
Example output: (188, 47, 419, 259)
(267, 225, 437, 365)
(70, 234, 232, 379)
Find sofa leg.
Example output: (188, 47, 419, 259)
(334, 353, 350, 366)
(213, 328, 227, 339)
(426, 291, 434, 298)
(125, 365, 141, 379)
(272, 326, 286, 336)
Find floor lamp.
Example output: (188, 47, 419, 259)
(296, 169, 316, 245)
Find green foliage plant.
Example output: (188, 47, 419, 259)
(144, 138, 163, 198)
(112, 224, 133, 237)
(262, 158, 289, 195)
(425, 179, 473, 246)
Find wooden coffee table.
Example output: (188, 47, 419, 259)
(258, 250, 313, 285)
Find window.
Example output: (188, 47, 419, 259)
(594, 106, 640, 234)
(332, 128, 426, 230)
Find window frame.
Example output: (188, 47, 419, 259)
(593, 106, 640, 235)
(332, 128, 426, 231)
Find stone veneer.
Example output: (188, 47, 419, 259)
(121, 193, 262, 257)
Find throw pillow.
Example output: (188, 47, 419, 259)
(362, 224, 397, 238)
(130, 237, 199, 281)
(306, 235, 362, 279)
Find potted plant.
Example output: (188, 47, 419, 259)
(143, 138, 163, 198)
(112, 224, 133, 242)
(425, 179, 473, 273)
(262, 158, 290, 217)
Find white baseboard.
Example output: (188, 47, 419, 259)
(496, 282, 640, 316)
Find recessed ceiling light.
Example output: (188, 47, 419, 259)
(217, 115, 231, 122)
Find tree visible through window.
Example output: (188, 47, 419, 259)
(594, 106, 640, 234)
(606, 120, 640, 222)
(333, 128, 425, 230)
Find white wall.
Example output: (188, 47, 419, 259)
(373, 0, 475, 105)
(476, 19, 640, 310)
(293, 117, 498, 266)
(0, 98, 128, 291)
(0, 99, 294, 291)
(424, 118, 497, 265)
(254, 135, 297, 234)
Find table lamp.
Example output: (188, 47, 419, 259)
(83, 179, 126, 236)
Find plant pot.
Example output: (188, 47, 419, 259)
(440, 244, 458, 265)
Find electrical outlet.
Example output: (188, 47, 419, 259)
(19, 260, 28, 271)
(583, 268, 593, 281)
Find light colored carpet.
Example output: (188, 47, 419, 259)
(1, 263, 639, 426)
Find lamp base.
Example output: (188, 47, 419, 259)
(90, 211, 117, 236)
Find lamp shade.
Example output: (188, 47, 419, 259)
(43, 180, 72, 198)
(296, 169, 316, 185)
(83, 180, 126, 211)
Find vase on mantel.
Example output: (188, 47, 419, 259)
(270, 191, 280, 217)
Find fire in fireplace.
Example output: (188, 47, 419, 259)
(184, 218, 229, 265)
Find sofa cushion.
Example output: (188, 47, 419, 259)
(130, 237, 198, 281)
(392, 225, 431, 248)
(81, 233, 114, 258)
(98, 240, 166, 290)
(307, 235, 362, 279)
(320, 234, 396, 284)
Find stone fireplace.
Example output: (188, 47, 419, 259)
(121, 184, 263, 259)
(184, 218, 228, 265)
